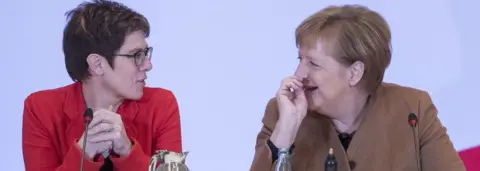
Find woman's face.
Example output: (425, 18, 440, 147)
(102, 30, 153, 100)
(295, 42, 363, 114)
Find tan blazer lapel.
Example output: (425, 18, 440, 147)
(327, 122, 353, 171)
(310, 114, 352, 171)
(346, 89, 390, 171)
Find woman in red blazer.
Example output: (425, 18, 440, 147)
(21, 1, 182, 171)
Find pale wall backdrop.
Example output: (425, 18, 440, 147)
(0, 0, 478, 170)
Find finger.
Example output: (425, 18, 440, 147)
(278, 81, 297, 97)
(291, 79, 303, 90)
(294, 87, 306, 97)
(112, 124, 122, 132)
(291, 75, 306, 83)
(88, 123, 113, 136)
(282, 80, 302, 91)
(93, 141, 113, 153)
(88, 112, 115, 128)
(87, 131, 122, 143)
(294, 90, 308, 107)
(283, 77, 303, 88)
(94, 140, 113, 148)
(91, 108, 103, 116)
(108, 105, 114, 111)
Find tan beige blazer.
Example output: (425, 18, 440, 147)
(250, 83, 466, 171)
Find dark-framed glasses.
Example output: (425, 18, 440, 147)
(116, 47, 153, 68)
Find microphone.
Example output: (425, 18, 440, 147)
(408, 113, 420, 171)
(325, 148, 337, 171)
(80, 108, 93, 171)
(408, 113, 417, 126)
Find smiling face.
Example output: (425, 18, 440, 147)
(295, 41, 365, 114)
(293, 5, 393, 116)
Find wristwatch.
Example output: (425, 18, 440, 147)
(266, 139, 295, 164)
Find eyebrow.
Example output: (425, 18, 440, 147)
(127, 45, 148, 53)
(298, 54, 313, 60)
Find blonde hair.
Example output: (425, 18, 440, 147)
(295, 5, 391, 93)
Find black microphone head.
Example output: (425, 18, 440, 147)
(83, 108, 93, 124)
(325, 148, 337, 170)
(408, 113, 418, 126)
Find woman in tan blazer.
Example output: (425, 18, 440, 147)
(250, 5, 466, 171)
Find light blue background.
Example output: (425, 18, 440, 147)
(0, 0, 479, 170)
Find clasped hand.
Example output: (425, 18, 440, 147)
(78, 106, 132, 159)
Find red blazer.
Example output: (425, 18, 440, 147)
(459, 145, 480, 171)
(22, 82, 182, 171)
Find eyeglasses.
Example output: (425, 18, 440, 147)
(115, 47, 153, 68)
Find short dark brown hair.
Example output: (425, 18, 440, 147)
(63, 0, 150, 82)
(295, 5, 391, 93)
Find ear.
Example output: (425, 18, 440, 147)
(348, 61, 365, 86)
(86, 53, 104, 76)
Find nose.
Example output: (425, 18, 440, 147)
(140, 58, 153, 72)
(294, 62, 308, 80)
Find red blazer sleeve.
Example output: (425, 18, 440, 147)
(459, 146, 480, 171)
(110, 90, 183, 171)
(22, 93, 103, 171)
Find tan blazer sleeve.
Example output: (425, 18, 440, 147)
(250, 98, 279, 171)
(418, 92, 466, 171)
